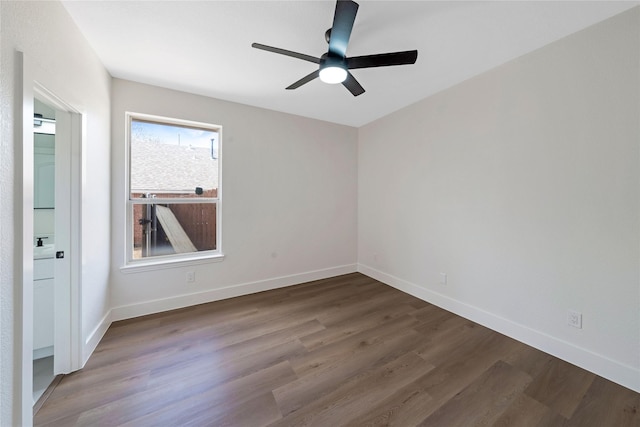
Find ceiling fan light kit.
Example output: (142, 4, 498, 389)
(252, 0, 418, 96)
(319, 55, 348, 84)
(320, 66, 348, 84)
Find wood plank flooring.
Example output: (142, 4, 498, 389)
(34, 273, 639, 426)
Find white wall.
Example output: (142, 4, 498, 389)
(358, 7, 640, 392)
(109, 79, 358, 320)
(0, 1, 111, 425)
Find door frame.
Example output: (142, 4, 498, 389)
(19, 51, 83, 424)
(34, 84, 83, 375)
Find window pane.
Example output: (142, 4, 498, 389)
(130, 119, 219, 198)
(131, 202, 216, 259)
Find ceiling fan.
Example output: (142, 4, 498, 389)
(252, 0, 418, 97)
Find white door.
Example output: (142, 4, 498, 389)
(52, 109, 73, 374)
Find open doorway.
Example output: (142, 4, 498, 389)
(29, 85, 82, 410)
(32, 98, 57, 403)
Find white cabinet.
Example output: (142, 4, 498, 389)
(33, 258, 54, 358)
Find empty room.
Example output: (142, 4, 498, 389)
(1, 1, 639, 426)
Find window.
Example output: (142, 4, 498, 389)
(125, 113, 222, 266)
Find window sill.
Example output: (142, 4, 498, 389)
(120, 253, 225, 274)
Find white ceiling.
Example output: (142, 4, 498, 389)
(61, 1, 637, 127)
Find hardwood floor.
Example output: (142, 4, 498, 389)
(34, 273, 639, 426)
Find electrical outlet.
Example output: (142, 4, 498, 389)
(186, 271, 195, 283)
(439, 273, 447, 285)
(567, 310, 582, 329)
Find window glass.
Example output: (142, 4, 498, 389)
(131, 202, 216, 259)
(130, 119, 219, 198)
(127, 114, 221, 263)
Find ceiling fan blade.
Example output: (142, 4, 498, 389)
(347, 50, 418, 70)
(342, 71, 365, 96)
(252, 43, 321, 64)
(328, 0, 359, 58)
(286, 70, 320, 90)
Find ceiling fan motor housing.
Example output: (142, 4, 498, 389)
(320, 53, 347, 70)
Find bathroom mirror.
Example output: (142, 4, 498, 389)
(34, 117, 55, 209)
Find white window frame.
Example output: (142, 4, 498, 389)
(122, 112, 223, 271)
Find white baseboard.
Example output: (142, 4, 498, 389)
(357, 263, 640, 393)
(83, 310, 112, 366)
(111, 264, 358, 322)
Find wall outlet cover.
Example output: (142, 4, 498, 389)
(568, 310, 582, 329)
(439, 273, 447, 285)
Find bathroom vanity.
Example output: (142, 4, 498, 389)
(33, 248, 55, 359)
